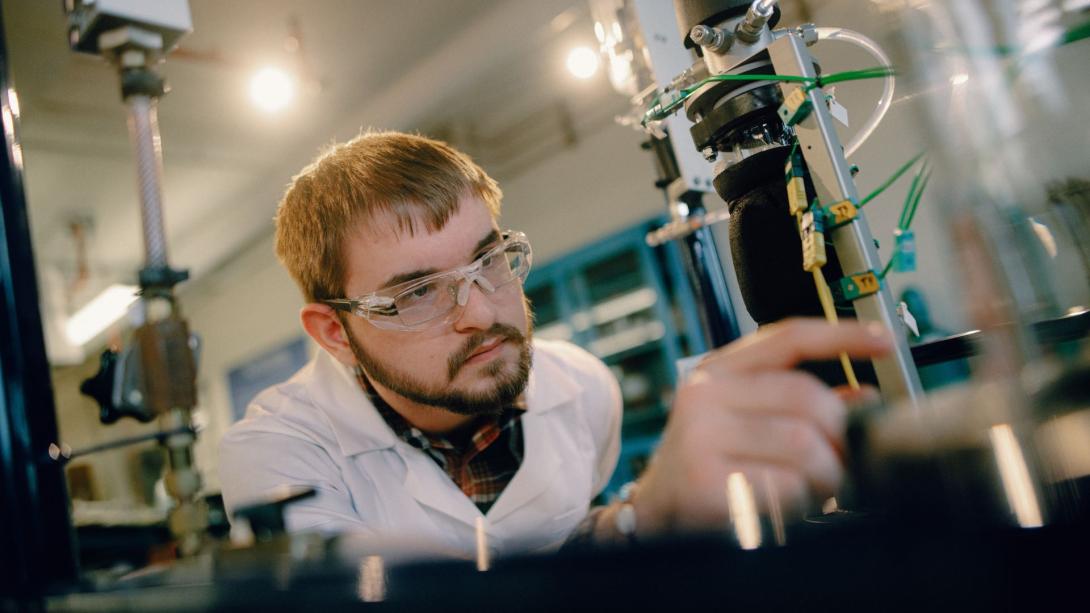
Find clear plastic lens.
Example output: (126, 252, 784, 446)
(393, 281, 452, 326)
(376, 235, 532, 330)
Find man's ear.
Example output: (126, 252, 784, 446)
(301, 304, 357, 367)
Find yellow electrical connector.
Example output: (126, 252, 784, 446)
(800, 210, 827, 272)
(825, 200, 858, 226)
(785, 151, 808, 216)
(786, 176, 807, 216)
(778, 88, 813, 126)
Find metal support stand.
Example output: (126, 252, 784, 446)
(94, 30, 206, 556)
(767, 34, 923, 404)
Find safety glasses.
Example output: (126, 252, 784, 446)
(324, 230, 532, 331)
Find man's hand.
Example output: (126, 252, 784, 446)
(632, 318, 892, 535)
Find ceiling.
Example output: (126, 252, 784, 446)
(2, 0, 626, 359)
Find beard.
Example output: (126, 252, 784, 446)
(344, 321, 533, 416)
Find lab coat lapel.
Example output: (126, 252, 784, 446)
(484, 356, 580, 523)
(483, 410, 563, 523)
(400, 446, 483, 528)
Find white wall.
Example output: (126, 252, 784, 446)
(500, 124, 665, 262)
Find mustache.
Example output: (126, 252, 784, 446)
(447, 323, 526, 381)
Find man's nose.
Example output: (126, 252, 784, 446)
(452, 277, 497, 332)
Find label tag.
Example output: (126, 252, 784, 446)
(898, 301, 920, 337)
(827, 90, 850, 127)
(893, 229, 917, 272)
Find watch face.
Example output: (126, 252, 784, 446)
(616, 503, 637, 535)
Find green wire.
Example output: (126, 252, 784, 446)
(644, 73, 807, 123)
(642, 66, 896, 126)
(881, 161, 932, 280)
(900, 163, 930, 230)
(807, 66, 896, 90)
(957, 20, 1090, 57)
(1062, 20, 1090, 46)
(897, 160, 928, 229)
(904, 169, 931, 229)
(701, 73, 812, 86)
(859, 152, 925, 208)
(880, 253, 896, 279)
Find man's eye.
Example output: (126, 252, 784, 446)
(410, 285, 430, 298)
(480, 254, 494, 268)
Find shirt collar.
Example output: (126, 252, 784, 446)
(305, 340, 578, 457)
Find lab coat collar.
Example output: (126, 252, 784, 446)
(307, 350, 399, 456)
(307, 340, 582, 458)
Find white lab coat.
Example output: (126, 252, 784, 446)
(219, 339, 622, 558)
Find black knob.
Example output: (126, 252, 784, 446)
(80, 349, 122, 423)
(79, 347, 155, 424)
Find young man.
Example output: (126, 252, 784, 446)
(219, 131, 892, 556)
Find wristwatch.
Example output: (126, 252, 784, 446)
(613, 481, 639, 542)
(614, 502, 637, 539)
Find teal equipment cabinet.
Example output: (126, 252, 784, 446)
(524, 216, 709, 497)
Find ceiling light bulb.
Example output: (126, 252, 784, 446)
(249, 67, 295, 112)
(566, 47, 599, 80)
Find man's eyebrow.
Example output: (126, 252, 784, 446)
(472, 229, 501, 255)
(380, 267, 440, 290)
(377, 229, 501, 290)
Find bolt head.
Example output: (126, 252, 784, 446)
(701, 147, 717, 161)
(797, 24, 820, 46)
(120, 48, 147, 68)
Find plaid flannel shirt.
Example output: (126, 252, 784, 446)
(357, 369, 525, 514)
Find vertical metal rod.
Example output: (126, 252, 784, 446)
(647, 136, 741, 348)
(679, 195, 742, 347)
(125, 94, 169, 269)
(124, 78, 204, 554)
(768, 34, 923, 404)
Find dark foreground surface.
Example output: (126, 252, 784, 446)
(38, 517, 1090, 612)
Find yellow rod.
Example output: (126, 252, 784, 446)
(811, 268, 860, 390)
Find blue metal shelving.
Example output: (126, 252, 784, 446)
(524, 215, 708, 498)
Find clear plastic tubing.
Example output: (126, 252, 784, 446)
(814, 27, 895, 158)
